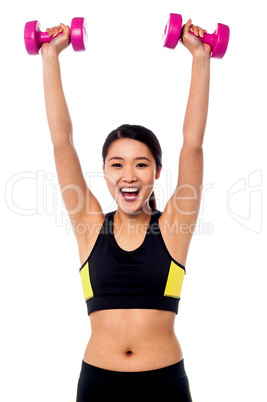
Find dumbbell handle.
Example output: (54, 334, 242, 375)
(189, 31, 216, 49)
(37, 22, 86, 47)
(38, 30, 65, 45)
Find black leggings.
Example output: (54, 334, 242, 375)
(76, 359, 193, 401)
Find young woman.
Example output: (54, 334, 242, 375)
(41, 17, 210, 401)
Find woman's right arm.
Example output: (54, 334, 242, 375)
(41, 24, 103, 240)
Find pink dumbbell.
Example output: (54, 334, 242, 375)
(24, 17, 88, 55)
(163, 13, 230, 59)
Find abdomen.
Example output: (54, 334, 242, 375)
(83, 309, 183, 372)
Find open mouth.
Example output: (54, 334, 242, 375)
(120, 187, 140, 200)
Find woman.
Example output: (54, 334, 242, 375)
(41, 17, 210, 401)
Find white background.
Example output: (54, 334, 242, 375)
(1, 0, 266, 401)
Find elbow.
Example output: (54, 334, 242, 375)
(182, 124, 206, 150)
(51, 128, 73, 148)
(182, 138, 203, 151)
(52, 134, 73, 148)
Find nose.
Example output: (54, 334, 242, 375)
(122, 165, 138, 182)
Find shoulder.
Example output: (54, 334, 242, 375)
(157, 208, 191, 267)
(76, 211, 113, 267)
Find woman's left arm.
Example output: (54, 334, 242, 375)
(182, 54, 210, 148)
(165, 19, 211, 240)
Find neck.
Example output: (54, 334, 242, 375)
(115, 204, 153, 227)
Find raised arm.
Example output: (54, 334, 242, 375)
(182, 21, 210, 149)
(165, 19, 211, 243)
(42, 24, 73, 146)
(41, 24, 103, 240)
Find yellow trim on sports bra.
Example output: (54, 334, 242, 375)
(80, 262, 94, 301)
(164, 261, 185, 299)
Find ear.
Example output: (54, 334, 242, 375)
(155, 165, 162, 180)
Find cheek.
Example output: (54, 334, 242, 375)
(142, 171, 155, 189)
(104, 169, 118, 187)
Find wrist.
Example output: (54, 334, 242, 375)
(192, 50, 211, 61)
(41, 47, 60, 61)
(192, 51, 211, 70)
(193, 49, 210, 60)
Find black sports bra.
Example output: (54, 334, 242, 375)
(79, 209, 186, 315)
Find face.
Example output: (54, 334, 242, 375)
(103, 138, 162, 213)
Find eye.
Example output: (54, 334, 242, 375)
(111, 163, 147, 168)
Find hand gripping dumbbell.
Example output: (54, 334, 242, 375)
(162, 14, 230, 59)
(24, 17, 88, 55)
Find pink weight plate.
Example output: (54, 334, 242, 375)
(212, 23, 230, 59)
(24, 20, 41, 55)
(163, 14, 183, 49)
(71, 17, 88, 51)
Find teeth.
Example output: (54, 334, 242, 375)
(121, 187, 139, 193)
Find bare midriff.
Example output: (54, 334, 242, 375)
(83, 308, 183, 372)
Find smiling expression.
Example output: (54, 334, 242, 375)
(103, 138, 162, 212)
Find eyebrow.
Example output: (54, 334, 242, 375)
(108, 157, 151, 162)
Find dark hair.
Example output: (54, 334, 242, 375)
(102, 124, 162, 210)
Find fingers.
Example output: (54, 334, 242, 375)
(60, 23, 70, 35)
(181, 18, 207, 40)
(46, 23, 70, 37)
(46, 25, 63, 37)
(189, 23, 207, 38)
(182, 18, 193, 35)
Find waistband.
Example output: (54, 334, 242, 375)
(79, 359, 187, 385)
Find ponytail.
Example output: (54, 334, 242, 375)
(149, 191, 157, 211)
